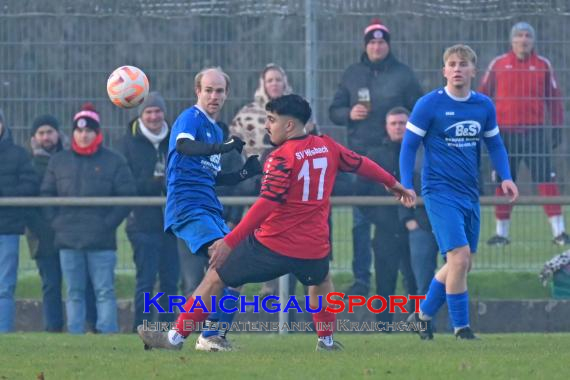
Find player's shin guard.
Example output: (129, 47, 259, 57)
(202, 287, 240, 338)
(419, 278, 446, 319)
(312, 307, 336, 337)
(175, 297, 210, 338)
(447, 291, 469, 330)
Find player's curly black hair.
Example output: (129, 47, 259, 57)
(265, 94, 311, 125)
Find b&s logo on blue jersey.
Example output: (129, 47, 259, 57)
(445, 120, 481, 137)
(444, 120, 481, 148)
(444, 120, 481, 137)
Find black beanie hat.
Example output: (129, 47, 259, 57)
(364, 18, 391, 46)
(31, 114, 60, 136)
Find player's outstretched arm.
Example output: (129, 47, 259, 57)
(399, 129, 422, 190)
(331, 136, 416, 207)
(215, 155, 262, 186)
(176, 135, 245, 156)
(385, 182, 417, 208)
(353, 156, 417, 208)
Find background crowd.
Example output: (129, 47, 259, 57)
(0, 19, 566, 333)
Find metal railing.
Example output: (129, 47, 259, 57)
(3, 195, 570, 207)
(7, 195, 570, 274)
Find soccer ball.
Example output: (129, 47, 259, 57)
(106, 65, 149, 108)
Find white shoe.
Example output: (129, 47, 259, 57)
(195, 334, 232, 352)
(315, 340, 344, 352)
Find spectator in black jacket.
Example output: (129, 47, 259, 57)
(329, 18, 423, 297)
(41, 103, 136, 334)
(26, 115, 64, 332)
(26, 115, 98, 333)
(0, 109, 39, 333)
(356, 107, 417, 324)
(119, 92, 179, 331)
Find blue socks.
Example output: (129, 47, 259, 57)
(201, 287, 240, 338)
(447, 291, 469, 329)
(419, 278, 446, 318)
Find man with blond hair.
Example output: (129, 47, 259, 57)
(400, 45, 519, 340)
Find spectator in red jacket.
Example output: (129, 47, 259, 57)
(479, 22, 568, 246)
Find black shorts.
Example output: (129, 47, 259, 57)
(217, 234, 330, 288)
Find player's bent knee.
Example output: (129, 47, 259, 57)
(447, 246, 471, 272)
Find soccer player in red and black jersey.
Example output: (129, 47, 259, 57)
(138, 94, 416, 351)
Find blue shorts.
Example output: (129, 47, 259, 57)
(423, 195, 480, 255)
(171, 211, 230, 255)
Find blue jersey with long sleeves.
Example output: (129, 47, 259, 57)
(164, 105, 224, 232)
(405, 88, 500, 201)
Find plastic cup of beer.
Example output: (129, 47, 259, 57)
(358, 88, 371, 111)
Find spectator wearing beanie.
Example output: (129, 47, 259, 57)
(479, 22, 568, 246)
(30, 115, 63, 164)
(41, 102, 136, 334)
(0, 109, 39, 333)
(26, 114, 66, 332)
(26, 113, 97, 332)
(118, 92, 180, 332)
(329, 18, 423, 299)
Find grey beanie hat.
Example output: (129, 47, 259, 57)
(511, 22, 536, 40)
(138, 91, 166, 116)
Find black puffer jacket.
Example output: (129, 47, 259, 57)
(40, 146, 136, 250)
(329, 52, 423, 155)
(0, 127, 39, 234)
(356, 138, 402, 229)
(118, 118, 170, 233)
(356, 138, 431, 231)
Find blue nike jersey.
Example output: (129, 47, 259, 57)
(164, 105, 224, 232)
(407, 88, 499, 201)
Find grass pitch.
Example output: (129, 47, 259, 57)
(0, 333, 568, 379)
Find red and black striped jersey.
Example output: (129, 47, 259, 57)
(254, 134, 362, 259)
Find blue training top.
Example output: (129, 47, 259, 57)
(400, 87, 511, 202)
(164, 105, 225, 232)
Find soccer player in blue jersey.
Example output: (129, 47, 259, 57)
(161, 67, 261, 351)
(400, 45, 519, 339)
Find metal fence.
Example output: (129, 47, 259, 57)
(8, 196, 570, 274)
(2, 0, 570, 274)
(1, 0, 569, 187)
